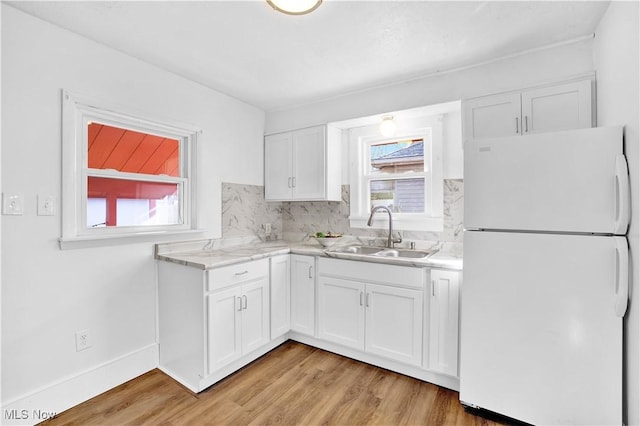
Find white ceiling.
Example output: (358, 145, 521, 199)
(7, 0, 610, 112)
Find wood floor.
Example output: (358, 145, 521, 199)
(42, 341, 512, 426)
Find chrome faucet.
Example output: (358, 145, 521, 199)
(367, 205, 402, 248)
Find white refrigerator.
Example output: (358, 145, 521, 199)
(460, 126, 630, 425)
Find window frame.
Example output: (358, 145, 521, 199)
(349, 116, 444, 232)
(61, 90, 201, 248)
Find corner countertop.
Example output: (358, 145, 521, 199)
(155, 240, 462, 271)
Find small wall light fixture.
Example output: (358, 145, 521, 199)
(379, 115, 397, 137)
(267, 0, 323, 15)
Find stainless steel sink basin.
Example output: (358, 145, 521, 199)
(375, 248, 435, 259)
(329, 245, 436, 259)
(332, 245, 383, 255)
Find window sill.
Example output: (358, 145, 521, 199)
(349, 215, 444, 233)
(59, 229, 207, 250)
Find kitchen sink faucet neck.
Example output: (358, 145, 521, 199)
(366, 205, 403, 248)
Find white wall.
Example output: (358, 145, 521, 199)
(594, 2, 640, 424)
(1, 4, 265, 419)
(265, 37, 595, 134)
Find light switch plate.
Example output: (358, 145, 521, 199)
(2, 193, 24, 215)
(37, 195, 56, 216)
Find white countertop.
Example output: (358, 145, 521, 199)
(155, 240, 463, 271)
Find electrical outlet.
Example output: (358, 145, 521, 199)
(75, 329, 92, 352)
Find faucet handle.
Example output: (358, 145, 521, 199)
(392, 232, 403, 246)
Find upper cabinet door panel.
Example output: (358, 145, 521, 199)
(521, 80, 593, 134)
(264, 125, 340, 201)
(264, 132, 293, 200)
(463, 92, 522, 141)
(293, 126, 326, 199)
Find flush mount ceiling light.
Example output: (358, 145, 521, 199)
(379, 115, 397, 137)
(266, 0, 322, 15)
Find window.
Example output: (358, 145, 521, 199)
(349, 116, 444, 232)
(368, 138, 426, 213)
(61, 90, 200, 247)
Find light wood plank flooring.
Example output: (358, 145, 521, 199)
(42, 341, 512, 425)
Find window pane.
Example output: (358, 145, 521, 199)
(370, 139, 424, 174)
(87, 198, 107, 228)
(370, 178, 424, 213)
(88, 123, 180, 177)
(87, 176, 180, 228)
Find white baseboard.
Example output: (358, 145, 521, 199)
(1, 343, 158, 426)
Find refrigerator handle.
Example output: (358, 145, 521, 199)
(614, 155, 630, 235)
(614, 236, 629, 318)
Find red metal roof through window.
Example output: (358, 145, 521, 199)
(88, 123, 179, 177)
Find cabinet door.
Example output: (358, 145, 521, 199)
(317, 275, 365, 350)
(292, 126, 326, 200)
(270, 255, 290, 339)
(207, 286, 242, 374)
(265, 132, 293, 200)
(290, 255, 315, 336)
(428, 270, 460, 377)
(241, 277, 270, 354)
(365, 283, 423, 366)
(463, 92, 522, 141)
(521, 80, 592, 134)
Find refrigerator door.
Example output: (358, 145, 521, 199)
(464, 126, 629, 234)
(460, 231, 624, 425)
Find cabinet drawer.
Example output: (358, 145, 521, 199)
(207, 259, 269, 292)
(317, 257, 425, 289)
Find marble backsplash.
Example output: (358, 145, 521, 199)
(221, 180, 463, 255)
(222, 182, 283, 238)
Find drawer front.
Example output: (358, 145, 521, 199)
(317, 257, 424, 289)
(207, 258, 269, 292)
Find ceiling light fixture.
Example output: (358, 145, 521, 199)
(266, 0, 322, 15)
(379, 115, 397, 137)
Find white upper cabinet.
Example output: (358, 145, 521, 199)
(464, 92, 522, 140)
(265, 125, 342, 201)
(521, 81, 593, 134)
(264, 132, 293, 200)
(463, 79, 593, 143)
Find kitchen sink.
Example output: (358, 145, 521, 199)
(333, 245, 383, 255)
(375, 248, 434, 259)
(329, 245, 436, 259)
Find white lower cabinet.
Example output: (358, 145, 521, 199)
(207, 268, 270, 374)
(207, 286, 243, 372)
(158, 252, 461, 393)
(158, 258, 273, 392)
(366, 283, 423, 365)
(317, 276, 365, 349)
(426, 269, 461, 377)
(317, 258, 424, 366)
(270, 255, 290, 339)
(290, 254, 315, 336)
